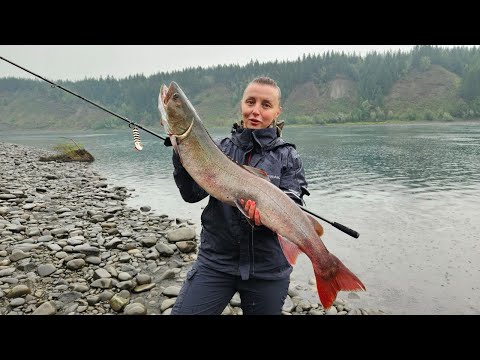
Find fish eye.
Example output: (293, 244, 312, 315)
(173, 93, 179, 100)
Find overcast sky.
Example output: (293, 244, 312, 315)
(0, 45, 472, 81)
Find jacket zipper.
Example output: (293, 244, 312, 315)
(247, 150, 253, 165)
(251, 227, 255, 275)
(246, 149, 254, 275)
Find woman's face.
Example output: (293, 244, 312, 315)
(241, 83, 282, 129)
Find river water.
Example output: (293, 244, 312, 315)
(2, 122, 479, 314)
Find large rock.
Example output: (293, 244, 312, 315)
(166, 227, 196, 242)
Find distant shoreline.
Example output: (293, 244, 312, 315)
(2, 119, 479, 134)
(286, 119, 480, 128)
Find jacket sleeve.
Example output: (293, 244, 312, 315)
(172, 150, 209, 203)
(279, 147, 309, 206)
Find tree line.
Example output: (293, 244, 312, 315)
(1, 45, 480, 128)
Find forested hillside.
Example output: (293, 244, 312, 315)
(1, 45, 480, 130)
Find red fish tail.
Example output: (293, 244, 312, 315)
(313, 253, 366, 309)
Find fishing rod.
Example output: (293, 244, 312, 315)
(0, 55, 360, 238)
(0, 55, 168, 149)
(299, 205, 359, 238)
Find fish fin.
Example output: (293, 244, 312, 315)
(306, 212, 324, 237)
(241, 165, 270, 182)
(313, 253, 366, 309)
(234, 199, 255, 227)
(277, 234, 302, 265)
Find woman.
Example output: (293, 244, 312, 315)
(171, 76, 309, 315)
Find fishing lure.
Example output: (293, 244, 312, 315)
(131, 125, 143, 151)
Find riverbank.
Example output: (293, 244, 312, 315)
(0, 142, 384, 315)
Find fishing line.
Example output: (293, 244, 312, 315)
(0, 55, 359, 238)
(0, 55, 169, 149)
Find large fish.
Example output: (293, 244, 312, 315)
(158, 81, 365, 308)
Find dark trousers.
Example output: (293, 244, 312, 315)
(171, 263, 290, 315)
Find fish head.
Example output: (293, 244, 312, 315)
(158, 81, 197, 136)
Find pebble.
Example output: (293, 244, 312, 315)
(0, 142, 385, 315)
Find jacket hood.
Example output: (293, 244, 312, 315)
(230, 123, 293, 152)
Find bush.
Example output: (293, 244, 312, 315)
(39, 138, 94, 162)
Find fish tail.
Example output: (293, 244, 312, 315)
(313, 253, 365, 309)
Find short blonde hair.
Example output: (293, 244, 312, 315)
(246, 76, 282, 104)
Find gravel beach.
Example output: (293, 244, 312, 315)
(0, 142, 385, 315)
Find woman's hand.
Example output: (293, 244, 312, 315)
(240, 199, 262, 226)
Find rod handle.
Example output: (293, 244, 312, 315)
(332, 222, 360, 239)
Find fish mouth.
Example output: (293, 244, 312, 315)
(158, 82, 176, 129)
(162, 82, 175, 105)
(162, 81, 181, 106)
(158, 85, 168, 124)
(159, 82, 184, 135)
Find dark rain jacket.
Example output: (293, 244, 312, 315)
(172, 124, 309, 281)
